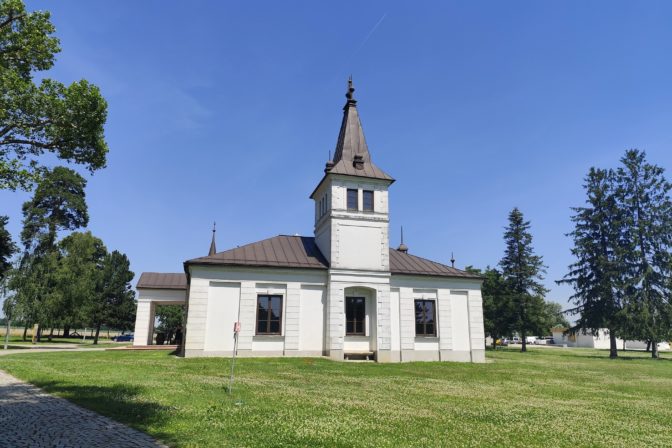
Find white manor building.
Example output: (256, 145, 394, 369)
(134, 80, 485, 363)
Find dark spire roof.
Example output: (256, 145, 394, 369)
(208, 222, 216, 256)
(326, 77, 393, 181)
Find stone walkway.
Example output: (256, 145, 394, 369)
(0, 370, 166, 447)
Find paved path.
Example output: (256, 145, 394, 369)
(0, 370, 166, 447)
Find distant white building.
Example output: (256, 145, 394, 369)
(552, 327, 670, 351)
(552, 328, 623, 349)
(133, 80, 485, 363)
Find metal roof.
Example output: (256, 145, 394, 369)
(136, 272, 187, 290)
(186, 235, 329, 270)
(311, 79, 393, 199)
(389, 249, 481, 279)
(184, 235, 480, 279)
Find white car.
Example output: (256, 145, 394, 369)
(525, 336, 537, 344)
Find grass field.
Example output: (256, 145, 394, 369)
(1, 335, 124, 348)
(0, 347, 671, 447)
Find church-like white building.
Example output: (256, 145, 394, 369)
(134, 81, 485, 363)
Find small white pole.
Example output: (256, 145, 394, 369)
(228, 322, 240, 395)
(83, 328, 87, 343)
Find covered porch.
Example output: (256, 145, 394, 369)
(134, 273, 187, 346)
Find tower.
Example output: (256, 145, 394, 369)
(310, 78, 394, 271)
(311, 78, 396, 362)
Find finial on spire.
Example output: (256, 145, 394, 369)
(208, 221, 217, 256)
(451, 252, 455, 268)
(345, 75, 355, 101)
(325, 149, 335, 172)
(397, 226, 408, 253)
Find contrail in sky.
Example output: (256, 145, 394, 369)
(351, 12, 387, 59)
(338, 12, 388, 75)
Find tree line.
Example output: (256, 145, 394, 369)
(477, 149, 672, 359)
(1, 167, 136, 344)
(560, 150, 672, 358)
(0, 0, 135, 344)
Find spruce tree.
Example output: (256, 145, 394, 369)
(560, 168, 623, 358)
(1, 0, 108, 191)
(499, 208, 548, 352)
(615, 150, 672, 358)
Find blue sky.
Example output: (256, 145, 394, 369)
(2, 1, 672, 309)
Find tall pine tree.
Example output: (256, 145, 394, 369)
(500, 208, 548, 352)
(615, 150, 672, 358)
(560, 168, 623, 358)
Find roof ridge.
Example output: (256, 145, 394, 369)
(395, 249, 461, 272)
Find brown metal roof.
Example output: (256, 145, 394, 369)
(329, 81, 393, 182)
(311, 80, 393, 198)
(184, 235, 480, 279)
(136, 272, 187, 290)
(389, 249, 482, 279)
(186, 235, 329, 270)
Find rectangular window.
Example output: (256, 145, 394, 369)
(363, 190, 374, 211)
(347, 188, 359, 211)
(415, 299, 436, 336)
(256, 295, 283, 335)
(345, 297, 365, 335)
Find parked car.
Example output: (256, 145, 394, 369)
(511, 336, 521, 344)
(525, 336, 538, 344)
(497, 338, 509, 346)
(534, 337, 555, 345)
(112, 333, 134, 342)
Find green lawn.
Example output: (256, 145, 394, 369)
(0, 348, 671, 447)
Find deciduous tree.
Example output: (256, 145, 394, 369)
(469, 266, 515, 349)
(56, 231, 107, 336)
(0, 0, 108, 191)
(0, 215, 17, 280)
(90, 250, 135, 345)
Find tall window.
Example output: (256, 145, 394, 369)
(347, 188, 359, 210)
(257, 295, 283, 335)
(346, 297, 365, 335)
(363, 190, 374, 211)
(415, 299, 436, 336)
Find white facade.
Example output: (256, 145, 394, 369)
(552, 328, 670, 351)
(133, 81, 485, 363)
(551, 328, 622, 349)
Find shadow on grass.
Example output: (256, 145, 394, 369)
(577, 353, 672, 362)
(25, 380, 176, 445)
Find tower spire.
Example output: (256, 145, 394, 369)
(397, 226, 408, 253)
(451, 252, 455, 268)
(208, 222, 217, 256)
